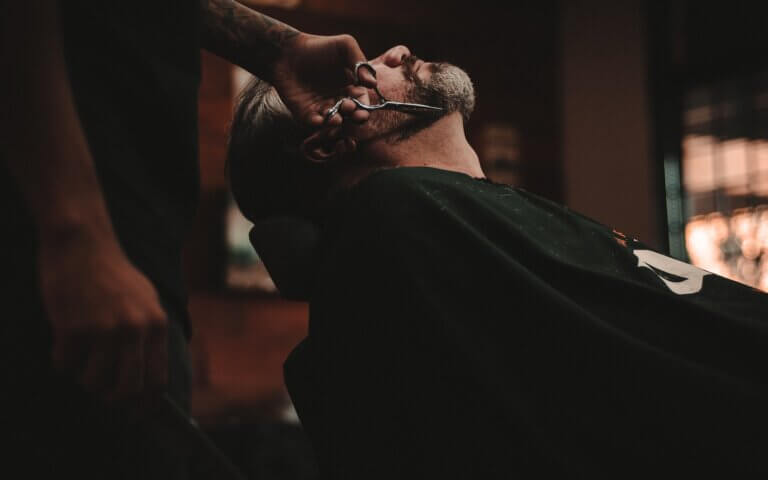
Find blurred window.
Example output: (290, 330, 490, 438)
(668, 72, 768, 290)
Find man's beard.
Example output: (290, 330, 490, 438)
(410, 61, 476, 122)
(371, 59, 476, 142)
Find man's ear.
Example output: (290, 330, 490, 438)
(301, 129, 357, 164)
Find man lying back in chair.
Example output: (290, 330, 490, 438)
(228, 45, 768, 478)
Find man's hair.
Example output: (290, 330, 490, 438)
(227, 78, 329, 223)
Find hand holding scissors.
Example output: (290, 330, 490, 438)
(324, 62, 443, 125)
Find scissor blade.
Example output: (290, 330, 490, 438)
(384, 101, 444, 114)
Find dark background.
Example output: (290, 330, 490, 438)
(184, 1, 768, 478)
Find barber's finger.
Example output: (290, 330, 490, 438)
(337, 34, 376, 88)
(79, 335, 120, 396)
(312, 99, 343, 127)
(350, 109, 371, 124)
(339, 102, 371, 123)
(322, 108, 343, 127)
(326, 113, 343, 127)
(144, 317, 168, 394)
(307, 112, 326, 127)
(338, 98, 358, 115)
(344, 85, 368, 99)
(106, 331, 145, 402)
(344, 85, 372, 107)
(337, 92, 371, 124)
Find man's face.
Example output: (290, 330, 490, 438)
(352, 45, 475, 141)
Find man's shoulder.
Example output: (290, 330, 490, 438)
(354, 166, 463, 194)
(336, 166, 491, 225)
(347, 166, 509, 210)
(345, 166, 574, 223)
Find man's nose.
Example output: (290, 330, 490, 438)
(371, 45, 412, 68)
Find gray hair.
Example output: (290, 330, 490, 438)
(227, 78, 330, 223)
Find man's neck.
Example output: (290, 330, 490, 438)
(339, 113, 485, 188)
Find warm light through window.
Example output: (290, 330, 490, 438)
(681, 132, 768, 290)
(673, 73, 768, 291)
(683, 136, 768, 198)
(686, 208, 768, 290)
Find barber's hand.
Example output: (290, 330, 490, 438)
(271, 32, 377, 127)
(39, 233, 168, 403)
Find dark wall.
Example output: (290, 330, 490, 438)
(263, 2, 563, 200)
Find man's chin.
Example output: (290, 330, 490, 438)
(414, 63, 476, 122)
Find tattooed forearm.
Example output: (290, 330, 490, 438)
(200, 0, 300, 79)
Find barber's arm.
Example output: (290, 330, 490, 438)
(200, 0, 376, 126)
(0, 2, 168, 401)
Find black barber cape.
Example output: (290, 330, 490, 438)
(284, 167, 768, 479)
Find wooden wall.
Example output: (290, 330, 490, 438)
(561, 0, 660, 248)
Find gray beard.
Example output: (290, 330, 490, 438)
(411, 62, 476, 122)
(370, 62, 476, 143)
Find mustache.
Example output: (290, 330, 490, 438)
(403, 55, 420, 81)
(404, 55, 448, 84)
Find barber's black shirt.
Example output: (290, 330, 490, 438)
(58, 1, 201, 326)
(285, 167, 768, 478)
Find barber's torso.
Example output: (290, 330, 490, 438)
(58, 1, 202, 325)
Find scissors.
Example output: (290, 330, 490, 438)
(324, 62, 443, 123)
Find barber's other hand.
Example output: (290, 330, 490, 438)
(39, 232, 168, 403)
(271, 32, 377, 127)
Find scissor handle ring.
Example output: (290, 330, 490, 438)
(353, 61, 377, 85)
(323, 98, 346, 125)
